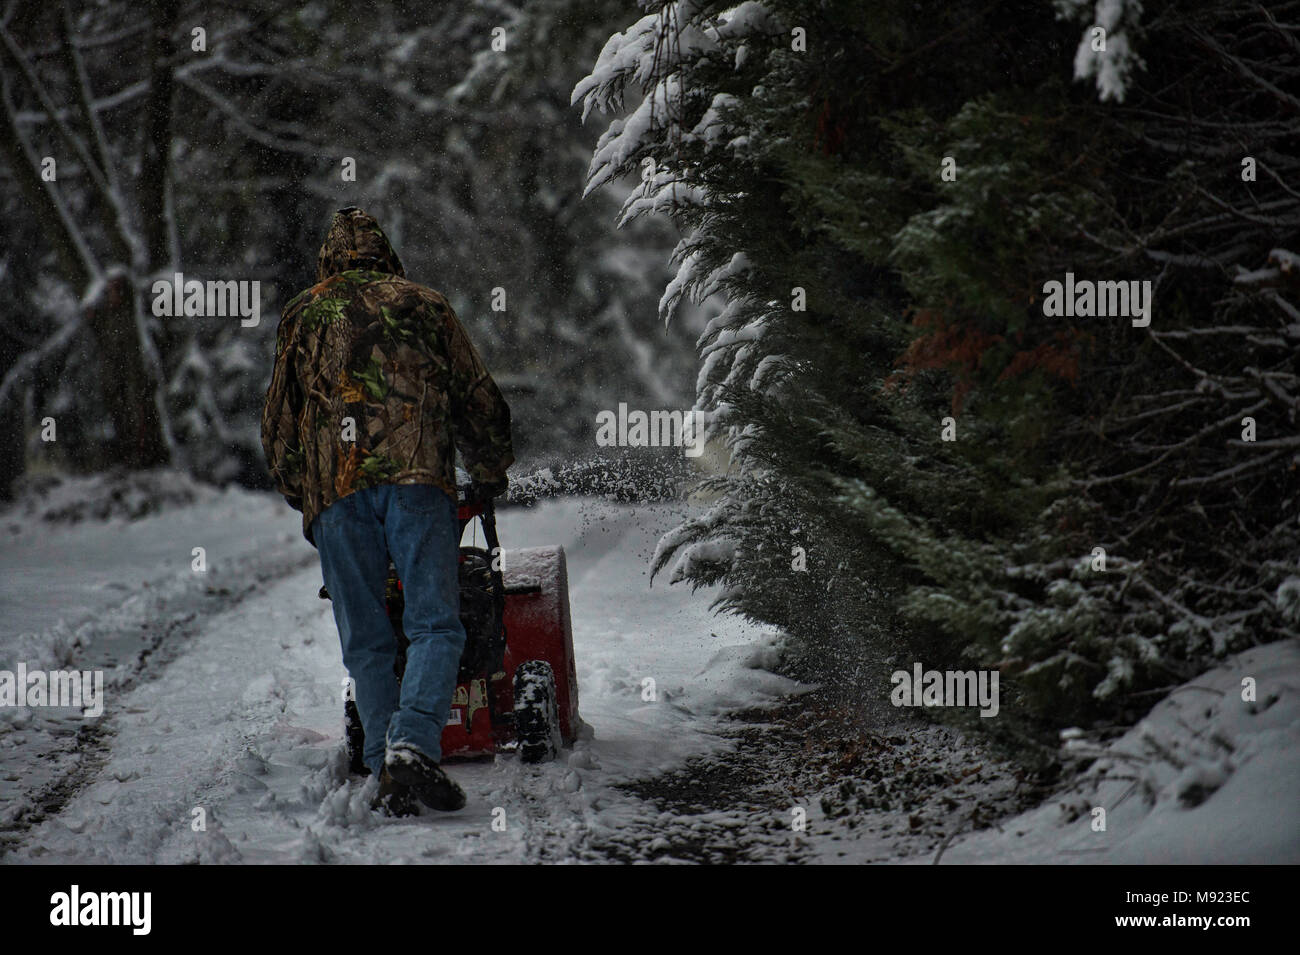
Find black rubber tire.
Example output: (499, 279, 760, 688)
(513, 660, 562, 764)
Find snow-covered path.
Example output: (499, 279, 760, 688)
(1, 487, 795, 863)
(4, 477, 1295, 865)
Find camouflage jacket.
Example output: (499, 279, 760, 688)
(261, 208, 513, 544)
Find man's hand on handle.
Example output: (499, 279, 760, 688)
(467, 477, 509, 505)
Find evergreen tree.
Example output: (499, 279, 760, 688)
(576, 0, 1299, 740)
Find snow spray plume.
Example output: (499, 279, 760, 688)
(506, 453, 691, 506)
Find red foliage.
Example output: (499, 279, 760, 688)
(814, 96, 847, 156)
(997, 330, 1084, 385)
(886, 309, 1085, 413)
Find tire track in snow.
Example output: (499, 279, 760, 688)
(0, 545, 316, 857)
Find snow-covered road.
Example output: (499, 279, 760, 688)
(0, 481, 796, 863)
(4, 475, 1296, 865)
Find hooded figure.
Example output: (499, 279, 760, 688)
(262, 207, 512, 544)
(261, 207, 513, 813)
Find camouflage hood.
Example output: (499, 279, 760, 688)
(262, 207, 513, 544)
(317, 207, 405, 281)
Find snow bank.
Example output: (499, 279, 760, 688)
(5, 468, 229, 525)
(937, 640, 1300, 864)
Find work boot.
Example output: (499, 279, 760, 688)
(371, 767, 419, 818)
(385, 743, 467, 811)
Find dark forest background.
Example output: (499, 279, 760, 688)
(0, 0, 699, 490)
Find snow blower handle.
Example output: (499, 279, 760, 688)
(477, 494, 509, 676)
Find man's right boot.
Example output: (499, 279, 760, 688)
(371, 767, 419, 818)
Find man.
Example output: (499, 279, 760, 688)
(261, 207, 513, 815)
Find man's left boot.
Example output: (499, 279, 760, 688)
(385, 743, 467, 812)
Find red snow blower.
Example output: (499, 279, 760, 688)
(321, 486, 580, 770)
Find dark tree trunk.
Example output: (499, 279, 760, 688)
(0, 13, 171, 474)
(82, 275, 169, 468)
(0, 331, 25, 500)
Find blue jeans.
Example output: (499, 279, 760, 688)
(313, 484, 465, 775)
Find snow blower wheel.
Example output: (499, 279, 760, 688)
(513, 660, 562, 764)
